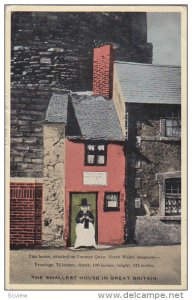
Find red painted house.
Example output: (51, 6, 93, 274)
(45, 92, 125, 247)
(65, 94, 125, 246)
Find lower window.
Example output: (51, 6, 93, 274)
(156, 171, 181, 220)
(104, 192, 120, 212)
(165, 178, 181, 216)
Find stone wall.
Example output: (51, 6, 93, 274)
(43, 124, 65, 247)
(141, 141, 181, 213)
(11, 12, 152, 90)
(127, 103, 181, 214)
(135, 216, 181, 245)
(11, 86, 67, 177)
(11, 12, 152, 178)
(126, 103, 181, 244)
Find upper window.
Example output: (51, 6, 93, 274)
(165, 119, 181, 137)
(165, 110, 181, 137)
(160, 110, 181, 138)
(85, 143, 107, 166)
(165, 178, 181, 216)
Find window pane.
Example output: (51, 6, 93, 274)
(97, 145, 105, 151)
(166, 127, 173, 136)
(97, 155, 105, 164)
(85, 143, 107, 166)
(136, 136, 141, 147)
(104, 193, 120, 211)
(87, 145, 95, 151)
(165, 198, 181, 215)
(87, 155, 95, 164)
(165, 178, 181, 216)
(135, 160, 141, 169)
(107, 200, 118, 208)
(165, 119, 181, 137)
(166, 119, 173, 126)
(172, 127, 181, 136)
(106, 194, 118, 201)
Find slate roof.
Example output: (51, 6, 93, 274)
(115, 61, 181, 104)
(45, 92, 124, 141)
(44, 93, 68, 123)
(70, 94, 124, 141)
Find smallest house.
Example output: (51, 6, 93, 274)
(43, 92, 126, 247)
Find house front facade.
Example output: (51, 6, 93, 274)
(43, 92, 126, 247)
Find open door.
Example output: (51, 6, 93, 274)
(69, 193, 97, 247)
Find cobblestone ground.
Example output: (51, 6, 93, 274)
(9, 245, 181, 288)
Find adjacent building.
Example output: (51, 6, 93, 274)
(93, 45, 181, 245)
(115, 61, 181, 245)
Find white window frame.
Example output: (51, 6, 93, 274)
(156, 171, 181, 221)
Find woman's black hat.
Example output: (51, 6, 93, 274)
(79, 198, 90, 207)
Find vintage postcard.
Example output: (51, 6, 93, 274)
(5, 5, 187, 290)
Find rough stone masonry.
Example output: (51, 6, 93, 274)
(43, 123, 65, 247)
(11, 12, 152, 177)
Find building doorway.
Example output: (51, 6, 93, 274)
(69, 192, 98, 247)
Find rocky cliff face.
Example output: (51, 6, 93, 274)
(11, 12, 152, 177)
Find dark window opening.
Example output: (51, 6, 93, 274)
(165, 118, 181, 137)
(160, 109, 181, 138)
(165, 178, 181, 216)
(104, 192, 120, 212)
(85, 143, 107, 166)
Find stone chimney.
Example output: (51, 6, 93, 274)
(93, 45, 114, 99)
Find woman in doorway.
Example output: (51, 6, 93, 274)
(74, 198, 96, 249)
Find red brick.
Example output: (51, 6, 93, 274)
(10, 182, 43, 247)
(93, 45, 114, 99)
